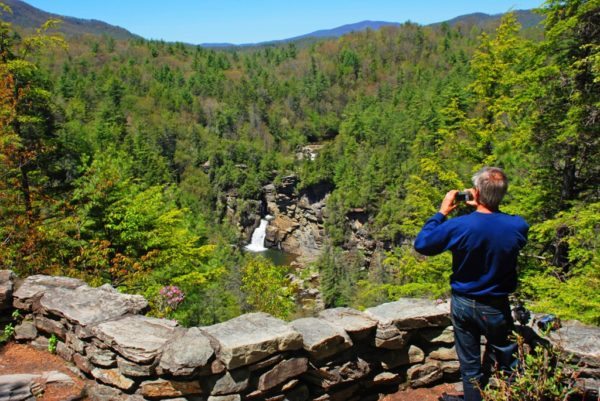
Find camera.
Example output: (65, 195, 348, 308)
(455, 191, 473, 202)
(512, 303, 531, 325)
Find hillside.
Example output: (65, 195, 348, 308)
(1, 0, 138, 39)
(439, 9, 544, 29)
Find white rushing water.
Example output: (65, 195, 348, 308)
(245, 218, 270, 252)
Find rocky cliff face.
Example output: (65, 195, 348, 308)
(263, 175, 330, 262)
(223, 173, 385, 265)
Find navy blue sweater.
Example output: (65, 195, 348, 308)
(414, 211, 529, 297)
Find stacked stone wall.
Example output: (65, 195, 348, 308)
(1, 271, 598, 401)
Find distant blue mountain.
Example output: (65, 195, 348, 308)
(201, 20, 401, 48)
(4, 1, 542, 47)
(201, 10, 542, 48)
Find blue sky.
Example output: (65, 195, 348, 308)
(26, 0, 545, 44)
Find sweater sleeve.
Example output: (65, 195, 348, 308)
(414, 212, 453, 256)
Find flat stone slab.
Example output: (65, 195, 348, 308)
(257, 357, 308, 391)
(137, 378, 204, 399)
(0, 372, 75, 401)
(203, 369, 249, 396)
(290, 317, 352, 360)
(547, 321, 600, 367)
(13, 275, 86, 311)
(159, 327, 215, 376)
(91, 368, 135, 391)
(92, 315, 178, 363)
(201, 313, 303, 369)
(38, 285, 147, 327)
(317, 307, 378, 339)
(365, 298, 450, 329)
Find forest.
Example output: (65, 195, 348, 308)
(0, 0, 598, 326)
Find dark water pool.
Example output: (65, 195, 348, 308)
(246, 248, 298, 266)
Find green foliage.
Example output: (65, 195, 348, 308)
(353, 245, 451, 309)
(48, 334, 58, 354)
(241, 256, 295, 319)
(0, 323, 14, 344)
(519, 202, 600, 324)
(481, 335, 580, 401)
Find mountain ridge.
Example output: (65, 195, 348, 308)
(1, 0, 139, 40)
(3, 0, 543, 46)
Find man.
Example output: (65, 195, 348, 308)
(414, 167, 529, 401)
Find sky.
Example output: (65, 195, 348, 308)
(25, 0, 545, 45)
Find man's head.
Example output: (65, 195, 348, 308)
(471, 167, 508, 210)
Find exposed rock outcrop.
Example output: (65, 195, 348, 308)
(263, 175, 329, 261)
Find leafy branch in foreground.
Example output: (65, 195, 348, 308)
(481, 335, 581, 401)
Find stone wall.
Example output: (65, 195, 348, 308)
(2, 271, 599, 401)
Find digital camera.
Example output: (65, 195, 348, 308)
(456, 191, 473, 202)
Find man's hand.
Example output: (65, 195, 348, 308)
(465, 188, 478, 207)
(439, 190, 459, 216)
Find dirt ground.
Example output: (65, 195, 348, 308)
(380, 383, 462, 401)
(0, 342, 87, 401)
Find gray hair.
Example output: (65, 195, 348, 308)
(472, 167, 508, 210)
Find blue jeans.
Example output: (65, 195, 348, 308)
(451, 293, 517, 401)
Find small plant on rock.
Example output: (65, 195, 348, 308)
(480, 335, 581, 401)
(48, 334, 58, 354)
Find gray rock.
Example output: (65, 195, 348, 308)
(159, 327, 215, 376)
(317, 308, 377, 340)
(371, 372, 402, 386)
(201, 313, 303, 369)
(56, 341, 74, 362)
(30, 336, 49, 351)
(257, 358, 308, 391)
(407, 361, 443, 388)
(0, 270, 15, 311)
(117, 356, 155, 378)
(138, 378, 204, 398)
(73, 353, 93, 374)
(439, 360, 461, 375)
(379, 345, 425, 369)
(290, 318, 352, 360)
(86, 344, 117, 368)
(302, 358, 370, 390)
(91, 368, 135, 391)
(365, 298, 450, 330)
(12, 275, 86, 311)
(547, 321, 600, 367)
(92, 315, 178, 363)
(373, 323, 411, 349)
(38, 285, 147, 327)
(207, 396, 241, 401)
(203, 369, 249, 395)
(248, 354, 283, 372)
(66, 332, 86, 354)
(34, 316, 66, 338)
(419, 326, 455, 344)
(0, 372, 76, 401)
(429, 346, 458, 361)
(14, 321, 37, 341)
(87, 382, 146, 401)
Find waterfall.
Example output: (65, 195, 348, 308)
(245, 218, 271, 252)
